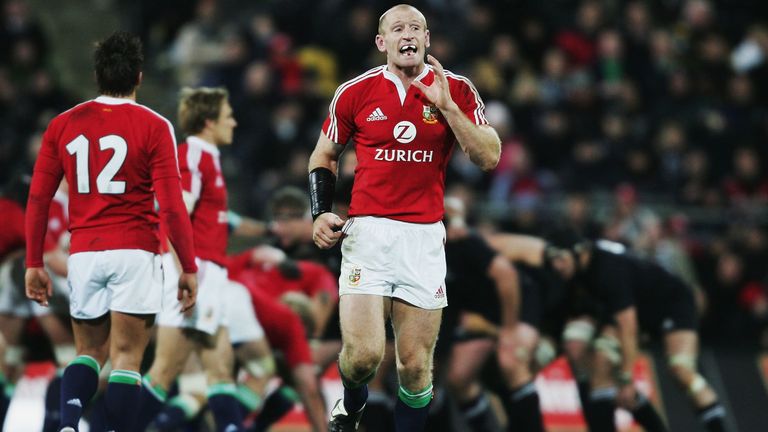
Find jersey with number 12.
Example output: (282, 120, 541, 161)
(34, 96, 180, 254)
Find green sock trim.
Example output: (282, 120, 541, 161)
(69, 355, 100, 374)
(235, 384, 262, 411)
(108, 370, 141, 386)
(206, 382, 237, 397)
(279, 385, 301, 402)
(398, 384, 433, 409)
(339, 366, 377, 390)
(169, 395, 199, 419)
(142, 375, 168, 402)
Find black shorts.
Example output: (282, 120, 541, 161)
(638, 279, 698, 337)
(520, 271, 542, 328)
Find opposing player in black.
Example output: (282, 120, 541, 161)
(493, 231, 729, 432)
(436, 198, 555, 432)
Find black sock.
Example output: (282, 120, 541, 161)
(574, 376, 591, 407)
(60, 356, 100, 430)
(207, 383, 244, 432)
(394, 397, 432, 432)
(698, 402, 727, 432)
(631, 395, 667, 432)
(105, 370, 143, 432)
(459, 392, 500, 432)
(84, 391, 107, 432)
(136, 376, 168, 431)
(340, 366, 370, 415)
(585, 388, 617, 432)
(154, 404, 188, 430)
(361, 390, 395, 432)
(252, 387, 295, 432)
(42, 374, 63, 432)
(0, 384, 10, 431)
(501, 382, 544, 432)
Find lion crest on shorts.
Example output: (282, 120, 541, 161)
(348, 267, 361, 287)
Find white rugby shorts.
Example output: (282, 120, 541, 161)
(157, 254, 227, 335)
(67, 249, 163, 319)
(338, 216, 447, 310)
(224, 280, 265, 344)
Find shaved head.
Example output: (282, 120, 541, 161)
(378, 4, 427, 34)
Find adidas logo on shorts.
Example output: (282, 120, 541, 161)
(366, 107, 388, 121)
(66, 398, 82, 407)
(434, 286, 445, 299)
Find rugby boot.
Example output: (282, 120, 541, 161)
(328, 399, 365, 432)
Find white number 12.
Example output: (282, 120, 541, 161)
(65, 134, 127, 194)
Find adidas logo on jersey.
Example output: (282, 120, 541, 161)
(434, 286, 445, 299)
(366, 107, 388, 121)
(66, 398, 82, 407)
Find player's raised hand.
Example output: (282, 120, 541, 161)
(25, 267, 53, 307)
(412, 55, 455, 111)
(313, 212, 345, 249)
(178, 272, 198, 314)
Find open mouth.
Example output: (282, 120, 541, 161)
(399, 45, 417, 56)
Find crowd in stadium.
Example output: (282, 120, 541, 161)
(1, 0, 768, 431)
(10, 0, 767, 344)
(149, 0, 768, 347)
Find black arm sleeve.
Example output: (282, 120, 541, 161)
(309, 167, 336, 220)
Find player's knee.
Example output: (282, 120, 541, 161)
(397, 356, 431, 387)
(562, 320, 595, 361)
(296, 371, 321, 394)
(593, 335, 622, 366)
(667, 353, 701, 390)
(244, 357, 276, 380)
(342, 354, 380, 384)
(4, 345, 25, 368)
(667, 355, 712, 398)
(205, 363, 232, 384)
(78, 345, 109, 367)
(148, 358, 183, 387)
(343, 343, 382, 374)
(534, 338, 557, 369)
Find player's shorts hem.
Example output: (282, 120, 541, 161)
(338, 291, 447, 310)
(70, 310, 110, 320)
(157, 255, 226, 336)
(109, 307, 162, 316)
(156, 315, 221, 335)
(392, 292, 447, 310)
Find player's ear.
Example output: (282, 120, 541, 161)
(375, 34, 386, 53)
(137, 71, 143, 86)
(425, 29, 430, 49)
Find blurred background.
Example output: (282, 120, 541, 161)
(4, 0, 768, 430)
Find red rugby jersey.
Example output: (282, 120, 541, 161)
(27, 96, 197, 272)
(227, 252, 338, 301)
(44, 189, 68, 252)
(0, 198, 25, 260)
(179, 136, 228, 266)
(322, 65, 488, 223)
